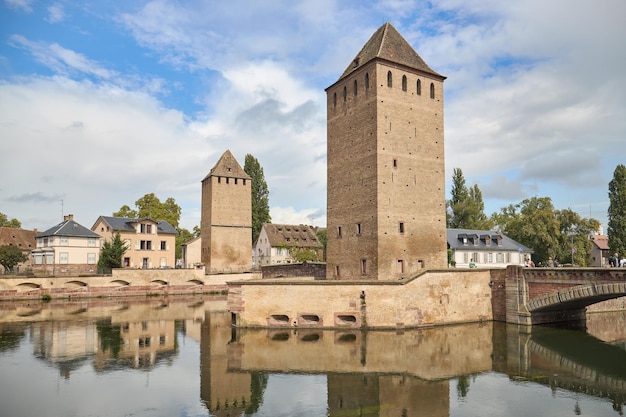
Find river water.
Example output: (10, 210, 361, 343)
(0, 296, 624, 417)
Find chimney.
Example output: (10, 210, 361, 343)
(64, 214, 74, 221)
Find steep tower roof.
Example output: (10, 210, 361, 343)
(338, 22, 444, 81)
(203, 149, 251, 181)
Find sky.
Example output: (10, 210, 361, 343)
(1, 0, 624, 233)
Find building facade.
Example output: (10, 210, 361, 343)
(590, 234, 609, 267)
(326, 22, 447, 280)
(447, 228, 533, 268)
(32, 214, 102, 275)
(201, 150, 252, 273)
(181, 236, 202, 269)
(253, 223, 323, 267)
(92, 216, 177, 269)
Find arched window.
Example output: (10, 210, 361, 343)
(430, 83, 435, 99)
(343, 86, 347, 102)
(417, 79, 421, 95)
(365, 73, 370, 91)
(353, 80, 358, 96)
(402, 75, 407, 91)
(387, 71, 392, 88)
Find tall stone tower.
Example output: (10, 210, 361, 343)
(326, 22, 447, 280)
(201, 150, 252, 272)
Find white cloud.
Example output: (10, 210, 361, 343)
(46, 3, 64, 23)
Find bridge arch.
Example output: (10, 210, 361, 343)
(527, 282, 626, 313)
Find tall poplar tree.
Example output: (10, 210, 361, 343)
(608, 164, 626, 256)
(447, 168, 493, 229)
(244, 154, 271, 244)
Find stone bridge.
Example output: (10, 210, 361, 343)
(505, 265, 626, 325)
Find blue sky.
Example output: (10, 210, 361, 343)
(1, 0, 624, 232)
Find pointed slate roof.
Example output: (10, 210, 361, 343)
(37, 219, 101, 238)
(203, 150, 251, 181)
(338, 22, 444, 81)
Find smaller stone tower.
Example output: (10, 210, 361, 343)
(201, 150, 252, 272)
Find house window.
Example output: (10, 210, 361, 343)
(463, 252, 468, 263)
(361, 259, 367, 274)
(473, 253, 479, 264)
(497, 253, 503, 263)
(160, 241, 167, 250)
(506, 253, 511, 263)
(430, 83, 435, 99)
(337, 226, 342, 238)
(87, 253, 96, 264)
(387, 71, 393, 87)
(417, 79, 421, 95)
(60, 236, 68, 246)
(88, 237, 96, 247)
(124, 257, 130, 267)
(463, 237, 468, 246)
(399, 222, 405, 234)
(356, 223, 362, 235)
(140, 240, 152, 250)
(60, 252, 68, 264)
(402, 75, 407, 91)
(488, 253, 493, 263)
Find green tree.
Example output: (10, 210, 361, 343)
(113, 194, 181, 228)
(0, 212, 21, 228)
(0, 245, 28, 272)
(97, 232, 129, 273)
(316, 228, 327, 261)
(447, 168, 493, 229)
(555, 208, 600, 266)
(608, 164, 626, 256)
(244, 154, 271, 244)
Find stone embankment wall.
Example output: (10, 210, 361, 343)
(0, 268, 260, 300)
(228, 269, 499, 329)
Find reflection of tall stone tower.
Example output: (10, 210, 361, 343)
(326, 22, 447, 280)
(201, 150, 252, 272)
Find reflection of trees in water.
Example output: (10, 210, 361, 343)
(245, 372, 268, 415)
(456, 375, 470, 399)
(0, 324, 26, 353)
(96, 319, 123, 358)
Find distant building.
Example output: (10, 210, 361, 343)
(0, 227, 36, 273)
(92, 216, 177, 269)
(447, 228, 533, 268)
(201, 150, 252, 273)
(32, 214, 102, 275)
(325, 22, 447, 280)
(590, 234, 609, 267)
(181, 236, 202, 269)
(253, 223, 323, 267)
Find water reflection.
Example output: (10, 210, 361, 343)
(0, 298, 625, 417)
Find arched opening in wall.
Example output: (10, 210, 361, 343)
(269, 314, 290, 326)
(402, 75, 407, 91)
(417, 79, 421, 95)
(343, 86, 347, 102)
(387, 71, 392, 87)
(335, 314, 359, 327)
(353, 80, 358, 97)
(430, 83, 435, 99)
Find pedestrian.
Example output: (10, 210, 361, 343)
(469, 258, 476, 268)
(546, 257, 555, 267)
(609, 253, 619, 267)
(620, 256, 626, 268)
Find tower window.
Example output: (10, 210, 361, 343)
(398, 259, 405, 274)
(399, 222, 405, 234)
(430, 83, 435, 99)
(337, 226, 342, 238)
(343, 86, 347, 102)
(387, 71, 392, 88)
(353, 80, 358, 96)
(361, 259, 367, 274)
(402, 75, 407, 91)
(333, 92, 337, 109)
(356, 223, 362, 235)
(365, 73, 369, 90)
(393, 158, 398, 168)
(417, 79, 421, 95)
